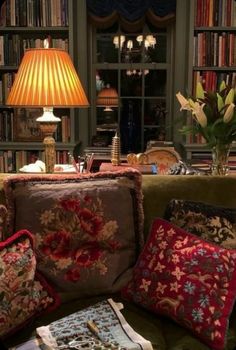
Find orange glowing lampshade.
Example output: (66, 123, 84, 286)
(7, 48, 89, 108)
(6, 47, 89, 173)
(96, 84, 118, 112)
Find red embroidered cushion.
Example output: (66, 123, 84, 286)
(122, 218, 236, 350)
(0, 229, 60, 338)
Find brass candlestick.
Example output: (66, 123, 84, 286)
(111, 132, 120, 165)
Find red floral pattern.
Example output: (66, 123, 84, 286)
(0, 230, 60, 338)
(36, 195, 120, 283)
(122, 218, 236, 350)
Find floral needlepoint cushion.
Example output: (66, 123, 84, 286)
(164, 199, 236, 248)
(3, 170, 143, 299)
(121, 218, 236, 350)
(0, 229, 60, 338)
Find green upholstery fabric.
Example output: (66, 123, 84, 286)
(1, 173, 236, 350)
(142, 175, 236, 239)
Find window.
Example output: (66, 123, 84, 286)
(89, 21, 175, 153)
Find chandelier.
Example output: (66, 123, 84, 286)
(113, 34, 157, 50)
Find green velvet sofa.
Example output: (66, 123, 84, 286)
(1, 173, 236, 350)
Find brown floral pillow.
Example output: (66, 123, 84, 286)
(164, 199, 236, 249)
(4, 170, 144, 299)
(0, 229, 60, 339)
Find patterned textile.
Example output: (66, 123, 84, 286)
(122, 218, 236, 350)
(4, 170, 144, 298)
(0, 204, 8, 241)
(37, 298, 153, 350)
(0, 230, 60, 338)
(164, 199, 236, 248)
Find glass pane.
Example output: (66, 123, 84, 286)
(120, 35, 142, 63)
(144, 99, 167, 145)
(145, 70, 166, 97)
(120, 69, 142, 96)
(144, 99, 167, 127)
(96, 107, 118, 126)
(144, 126, 166, 148)
(144, 34, 167, 63)
(120, 98, 141, 154)
(96, 70, 118, 93)
(96, 35, 118, 63)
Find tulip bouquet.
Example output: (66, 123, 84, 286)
(176, 81, 236, 147)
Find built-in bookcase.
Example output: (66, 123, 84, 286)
(0, 0, 75, 173)
(185, 0, 236, 164)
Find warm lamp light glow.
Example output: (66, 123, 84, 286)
(6, 48, 89, 173)
(7, 48, 89, 107)
(96, 85, 118, 112)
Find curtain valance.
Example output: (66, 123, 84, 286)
(87, 0, 176, 30)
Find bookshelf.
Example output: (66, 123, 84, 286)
(0, 0, 76, 173)
(185, 0, 236, 165)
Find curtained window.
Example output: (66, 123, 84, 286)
(87, 0, 176, 153)
(87, 0, 176, 31)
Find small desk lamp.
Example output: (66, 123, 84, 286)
(96, 84, 118, 112)
(6, 43, 89, 173)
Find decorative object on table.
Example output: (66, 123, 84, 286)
(111, 131, 121, 165)
(126, 147, 181, 174)
(211, 142, 232, 176)
(176, 81, 236, 175)
(6, 39, 89, 173)
(168, 160, 209, 175)
(127, 152, 148, 165)
(36, 299, 153, 350)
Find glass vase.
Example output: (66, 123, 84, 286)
(211, 143, 231, 176)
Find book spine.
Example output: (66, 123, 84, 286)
(0, 36, 4, 66)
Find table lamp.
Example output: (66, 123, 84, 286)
(6, 45, 89, 173)
(96, 84, 118, 112)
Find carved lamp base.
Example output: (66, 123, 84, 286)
(37, 108, 60, 173)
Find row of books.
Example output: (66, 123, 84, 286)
(192, 70, 236, 95)
(0, 149, 70, 172)
(193, 31, 236, 67)
(0, 110, 71, 143)
(195, 0, 236, 27)
(0, 35, 68, 66)
(0, 0, 68, 27)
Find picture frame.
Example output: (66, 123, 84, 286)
(13, 108, 43, 142)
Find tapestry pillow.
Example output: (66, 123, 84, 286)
(164, 199, 236, 249)
(121, 218, 236, 350)
(4, 170, 143, 298)
(0, 229, 60, 339)
(0, 204, 8, 241)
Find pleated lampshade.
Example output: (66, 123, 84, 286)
(96, 85, 118, 111)
(6, 48, 89, 107)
